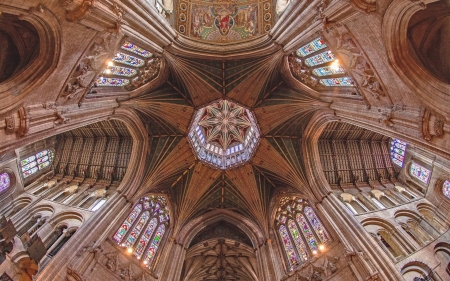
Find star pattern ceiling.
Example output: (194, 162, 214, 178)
(188, 100, 260, 169)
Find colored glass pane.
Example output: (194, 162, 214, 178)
(143, 224, 166, 265)
(304, 206, 331, 243)
(0, 173, 10, 192)
(21, 156, 36, 166)
(95, 77, 130, 87)
(312, 65, 346, 76)
(279, 225, 300, 269)
(296, 38, 327, 57)
(38, 161, 50, 170)
(113, 52, 145, 67)
(319, 77, 354, 87)
(287, 219, 308, 261)
(410, 163, 431, 184)
(21, 161, 37, 172)
(296, 213, 318, 251)
(121, 42, 153, 58)
(36, 150, 48, 158)
(104, 66, 137, 77)
(134, 218, 158, 259)
(443, 180, 450, 199)
(304, 51, 335, 67)
(37, 156, 49, 164)
(113, 204, 142, 243)
(125, 211, 150, 248)
(23, 167, 38, 178)
(391, 139, 406, 167)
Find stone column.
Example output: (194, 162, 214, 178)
(35, 192, 129, 280)
(318, 194, 404, 280)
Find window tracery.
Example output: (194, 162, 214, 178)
(20, 149, 54, 179)
(390, 139, 406, 167)
(275, 196, 331, 271)
(289, 37, 354, 88)
(92, 41, 160, 90)
(0, 172, 10, 192)
(410, 163, 431, 184)
(113, 195, 169, 268)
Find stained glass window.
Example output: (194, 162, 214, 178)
(121, 42, 153, 58)
(0, 173, 10, 192)
(296, 38, 327, 57)
(410, 163, 431, 184)
(143, 224, 165, 265)
(312, 65, 346, 76)
(279, 225, 300, 269)
(103, 66, 137, 77)
(21, 149, 54, 178)
(443, 180, 450, 199)
(390, 139, 407, 167)
(304, 51, 335, 67)
(319, 77, 354, 87)
(113, 196, 169, 267)
(113, 52, 145, 67)
(276, 197, 330, 270)
(95, 77, 130, 87)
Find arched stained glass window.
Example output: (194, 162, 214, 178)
(0, 172, 11, 192)
(113, 195, 169, 268)
(92, 41, 160, 91)
(391, 139, 406, 167)
(276, 196, 331, 271)
(278, 225, 300, 269)
(290, 38, 354, 88)
(410, 163, 431, 184)
(143, 224, 165, 265)
(20, 149, 54, 178)
(443, 180, 450, 199)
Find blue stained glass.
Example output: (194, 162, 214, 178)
(296, 213, 318, 251)
(22, 161, 37, 172)
(443, 180, 450, 199)
(121, 42, 153, 58)
(391, 139, 406, 167)
(125, 212, 150, 248)
(410, 163, 431, 184)
(95, 77, 130, 87)
(319, 77, 354, 87)
(0, 173, 10, 192)
(312, 65, 346, 76)
(304, 51, 335, 67)
(287, 219, 308, 261)
(304, 206, 331, 243)
(113, 52, 145, 67)
(113, 204, 142, 243)
(134, 218, 158, 259)
(21, 156, 36, 166)
(296, 38, 327, 57)
(104, 66, 137, 77)
(23, 167, 38, 178)
(143, 224, 165, 265)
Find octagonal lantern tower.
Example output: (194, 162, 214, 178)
(188, 100, 260, 169)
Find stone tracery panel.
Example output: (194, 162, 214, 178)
(177, 0, 272, 42)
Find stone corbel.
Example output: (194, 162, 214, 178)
(4, 107, 29, 136)
(348, 0, 377, 13)
(421, 108, 445, 141)
(60, 0, 95, 22)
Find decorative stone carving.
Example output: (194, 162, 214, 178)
(126, 58, 162, 90)
(327, 27, 386, 99)
(60, 33, 120, 102)
(60, 0, 94, 22)
(421, 108, 445, 141)
(348, 0, 377, 13)
(4, 107, 29, 136)
(66, 267, 84, 281)
(288, 56, 318, 87)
